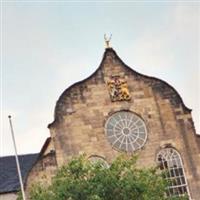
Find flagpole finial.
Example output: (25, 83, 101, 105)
(104, 34, 112, 49)
(8, 115, 11, 118)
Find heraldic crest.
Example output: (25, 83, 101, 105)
(107, 76, 131, 101)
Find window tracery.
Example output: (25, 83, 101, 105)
(105, 111, 147, 152)
(157, 148, 190, 199)
(88, 156, 109, 168)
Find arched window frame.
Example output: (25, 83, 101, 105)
(88, 155, 109, 168)
(156, 147, 191, 199)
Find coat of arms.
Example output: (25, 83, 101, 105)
(107, 76, 131, 101)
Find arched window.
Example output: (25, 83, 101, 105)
(157, 148, 190, 198)
(88, 155, 109, 168)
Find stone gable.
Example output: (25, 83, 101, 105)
(26, 48, 200, 199)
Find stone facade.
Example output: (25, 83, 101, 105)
(24, 138, 57, 198)
(25, 48, 200, 199)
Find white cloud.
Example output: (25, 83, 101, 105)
(1, 108, 51, 156)
(2, 4, 199, 157)
(122, 5, 199, 134)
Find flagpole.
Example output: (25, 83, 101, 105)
(8, 115, 26, 200)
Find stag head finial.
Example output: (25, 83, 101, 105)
(104, 34, 112, 48)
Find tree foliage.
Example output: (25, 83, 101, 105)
(18, 154, 188, 200)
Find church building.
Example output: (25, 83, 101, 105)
(1, 45, 200, 200)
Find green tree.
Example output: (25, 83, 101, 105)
(18, 154, 188, 200)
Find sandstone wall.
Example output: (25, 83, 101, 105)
(46, 49, 200, 199)
(24, 140, 57, 198)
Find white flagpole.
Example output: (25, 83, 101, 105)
(8, 115, 26, 200)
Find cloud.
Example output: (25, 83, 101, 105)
(1, 108, 50, 156)
(2, 4, 199, 157)
(123, 5, 199, 134)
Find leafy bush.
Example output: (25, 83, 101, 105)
(18, 154, 188, 200)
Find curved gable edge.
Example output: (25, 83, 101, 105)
(112, 50, 192, 113)
(48, 49, 109, 128)
(48, 48, 192, 128)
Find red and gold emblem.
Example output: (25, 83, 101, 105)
(107, 76, 131, 101)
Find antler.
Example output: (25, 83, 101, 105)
(109, 34, 112, 41)
(104, 34, 107, 41)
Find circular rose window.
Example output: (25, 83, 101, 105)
(105, 111, 147, 152)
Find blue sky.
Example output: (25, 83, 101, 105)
(1, 1, 199, 155)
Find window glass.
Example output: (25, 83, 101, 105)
(157, 148, 190, 199)
(105, 111, 147, 152)
(89, 156, 109, 168)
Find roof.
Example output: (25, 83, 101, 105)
(38, 137, 51, 157)
(0, 153, 39, 194)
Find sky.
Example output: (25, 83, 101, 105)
(1, 1, 199, 156)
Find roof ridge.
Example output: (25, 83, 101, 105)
(0, 153, 39, 159)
